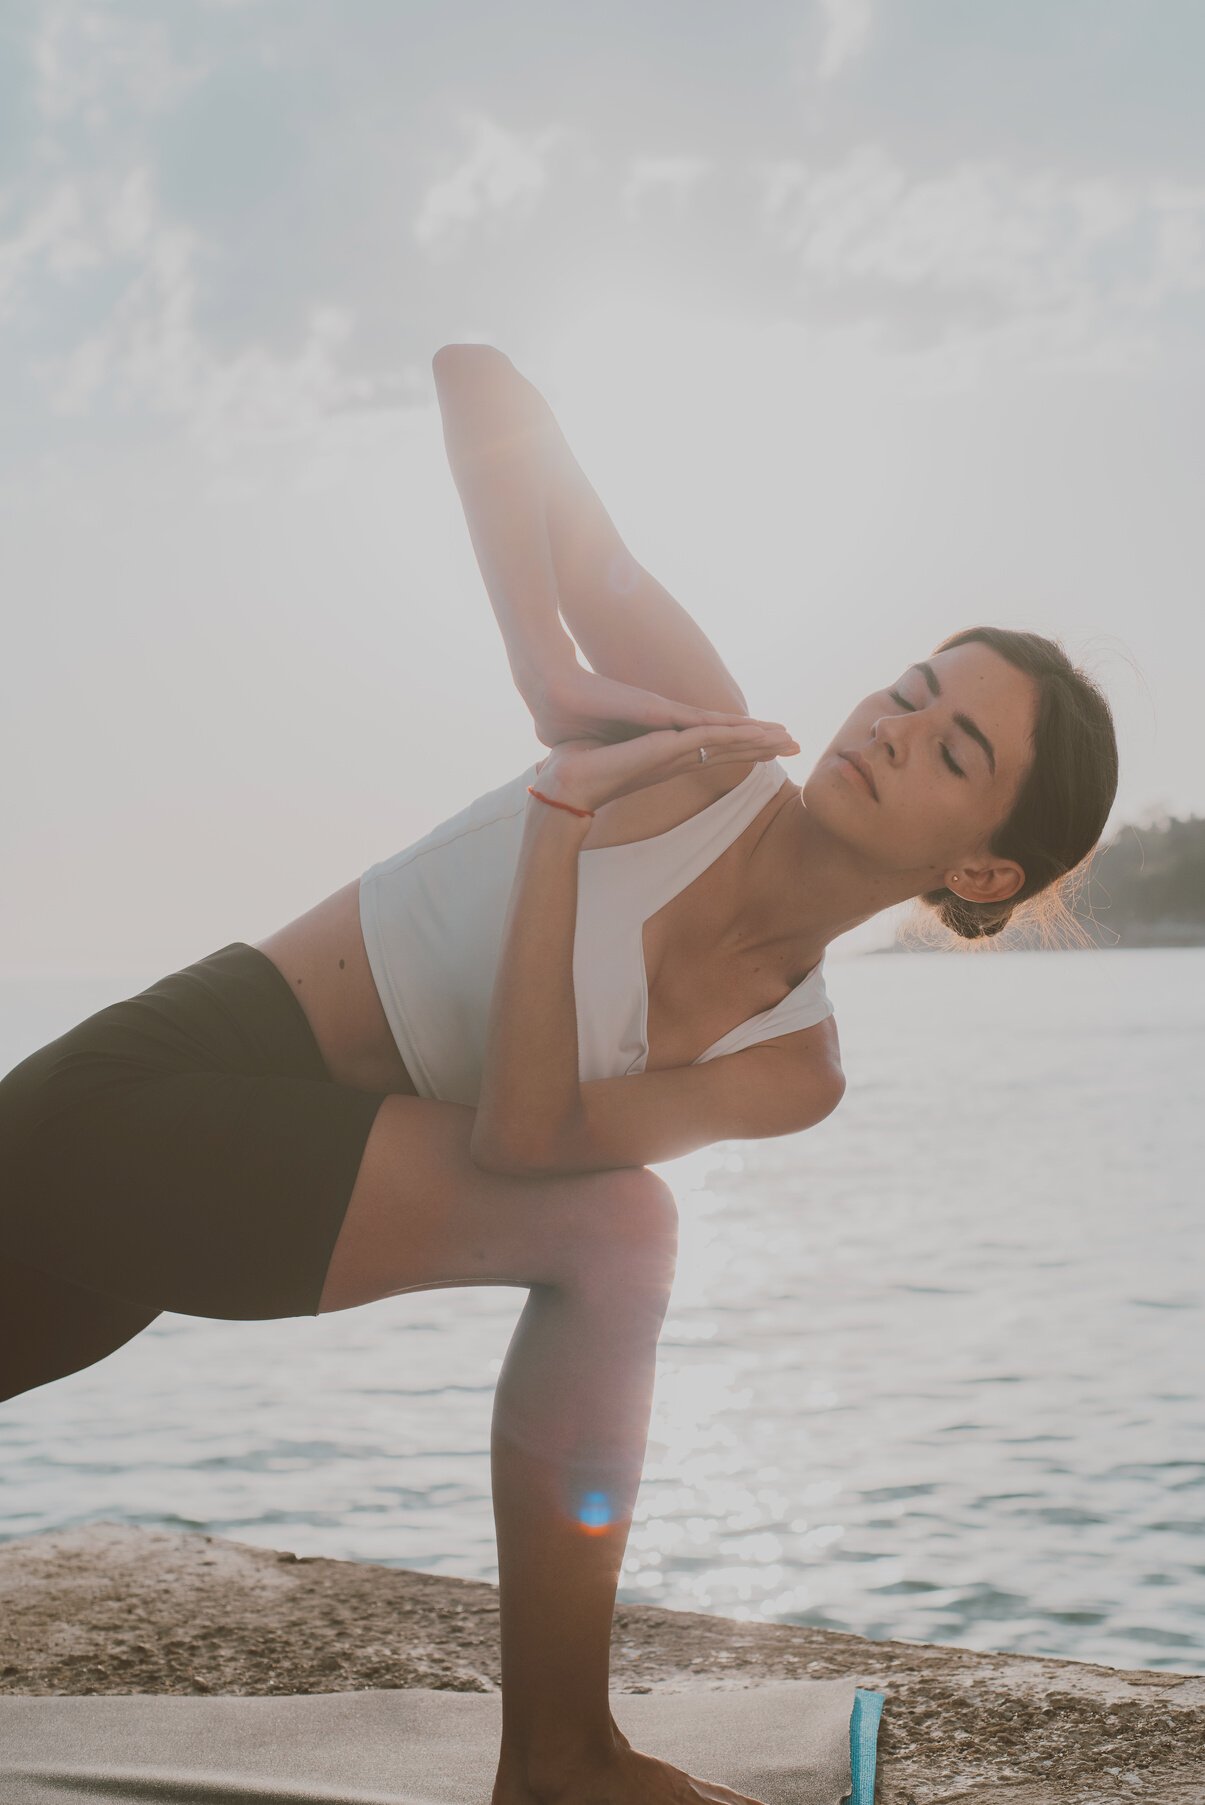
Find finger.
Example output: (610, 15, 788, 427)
(685, 707, 790, 729)
(680, 722, 797, 750)
(682, 736, 801, 769)
(699, 745, 800, 766)
(648, 696, 790, 731)
(601, 722, 799, 778)
(627, 717, 788, 743)
(691, 707, 783, 727)
(681, 710, 790, 732)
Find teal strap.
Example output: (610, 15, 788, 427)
(847, 1688, 885, 1804)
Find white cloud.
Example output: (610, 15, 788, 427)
(185, 305, 376, 460)
(817, 0, 874, 82)
(756, 145, 1205, 372)
(0, 182, 82, 317)
(620, 155, 713, 221)
(31, 2, 206, 128)
(3, 16, 379, 460)
(0, 164, 157, 323)
(412, 111, 564, 252)
(20, 164, 411, 462)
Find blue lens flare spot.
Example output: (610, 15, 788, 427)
(578, 1490, 611, 1531)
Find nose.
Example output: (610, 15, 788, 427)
(871, 713, 902, 762)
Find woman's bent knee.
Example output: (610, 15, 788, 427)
(317, 1097, 679, 1312)
(568, 1167, 678, 1295)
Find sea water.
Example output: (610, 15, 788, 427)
(1, 949, 1201, 1674)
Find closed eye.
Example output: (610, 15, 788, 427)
(887, 688, 966, 779)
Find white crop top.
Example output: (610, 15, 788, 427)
(358, 755, 833, 1106)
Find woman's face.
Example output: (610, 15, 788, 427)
(802, 640, 1040, 900)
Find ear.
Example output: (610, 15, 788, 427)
(944, 858, 1026, 906)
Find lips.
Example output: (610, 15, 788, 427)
(840, 750, 879, 800)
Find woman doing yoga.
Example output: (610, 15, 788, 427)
(0, 344, 1118, 1804)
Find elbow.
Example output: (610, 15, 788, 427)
(432, 343, 506, 381)
(789, 1064, 845, 1135)
(818, 1066, 846, 1122)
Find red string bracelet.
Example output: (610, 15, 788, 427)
(527, 785, 595, 819)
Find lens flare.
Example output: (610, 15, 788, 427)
(578, 1489, 612, 1535)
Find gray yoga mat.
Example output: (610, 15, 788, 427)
(0, 1678, 882, 1804)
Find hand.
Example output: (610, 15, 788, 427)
(522, 660, 779, 749)
(533, 721, 801, 817)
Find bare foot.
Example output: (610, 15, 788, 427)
(492, 1741, 768, 1805)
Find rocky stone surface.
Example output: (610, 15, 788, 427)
(1, 1522, 1201, 1804)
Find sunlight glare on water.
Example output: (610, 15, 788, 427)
(1, 950, 1202, 1674)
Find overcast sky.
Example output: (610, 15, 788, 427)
(2, 0, 1203, 976)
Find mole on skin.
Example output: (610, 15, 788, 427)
(339, 958, 345, 970)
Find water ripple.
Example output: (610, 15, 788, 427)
(1, 950, 1202, 1673)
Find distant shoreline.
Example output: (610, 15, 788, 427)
(884, 812, 1205, 952)
(877, 925, 1205, 952)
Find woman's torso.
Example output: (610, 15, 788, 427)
(253, 759, 813, 1098)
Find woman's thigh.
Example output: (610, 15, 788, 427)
(318, 1095, 678, 1314)
(2, 1062, 386, 1322)
(0, 1255, 161, 1405)
(0, 940, 388, 1323)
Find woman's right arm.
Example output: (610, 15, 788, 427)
(539, 405, 752, 717)
(432, 344, 577, 701)
(433, 345, 751, 719)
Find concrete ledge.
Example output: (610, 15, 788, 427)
(1, 1522, 1202, 1803)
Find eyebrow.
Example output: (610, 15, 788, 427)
(909, 662, 997, 776)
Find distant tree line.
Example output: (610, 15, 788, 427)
(888, 812, 1205, 950)
(1076, 812, 1205, 946)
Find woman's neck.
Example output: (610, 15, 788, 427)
(746, 780, 925, 964)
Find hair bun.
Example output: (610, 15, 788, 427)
(939, 892, 1014, 940)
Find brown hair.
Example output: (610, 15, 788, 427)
(913, 627, 1119, 946)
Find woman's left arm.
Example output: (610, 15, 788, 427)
(469, 725, 807, 1177)
(471, 779, 845, 1175)
(469, 785, 593, 1175)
